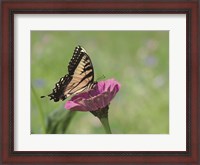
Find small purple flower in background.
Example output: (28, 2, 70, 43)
(65, 79, 121, 134)
(65, 79, 120, 111)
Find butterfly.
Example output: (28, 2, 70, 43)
(41, 45, 96, 102)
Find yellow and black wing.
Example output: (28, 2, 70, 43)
(45, 45, 96, 102)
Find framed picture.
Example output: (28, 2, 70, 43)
(1, 0, 199, 164)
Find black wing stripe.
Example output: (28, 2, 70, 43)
(68, 46, 85, 74)
(83, 65, 93, 72)
(67, 71, 94, 94)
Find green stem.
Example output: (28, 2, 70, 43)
(99, 117, 112, 134)
(90, 106, 112, 134)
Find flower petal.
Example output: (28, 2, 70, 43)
(65, 101, 86, 111)
(65, 78, 121, 111)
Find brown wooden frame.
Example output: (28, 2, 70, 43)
(1, 0, 199, 164)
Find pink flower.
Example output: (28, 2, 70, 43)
(65, 79, 121, 111)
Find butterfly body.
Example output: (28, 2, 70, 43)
(42, 45, 96, 102)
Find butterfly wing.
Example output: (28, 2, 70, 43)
(47, 46, 95, 102)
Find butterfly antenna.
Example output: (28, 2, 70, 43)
(40, 95, 46, 98)
(96, 74, 105, 81)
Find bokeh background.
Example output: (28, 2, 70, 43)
(31, 31, 169, 134)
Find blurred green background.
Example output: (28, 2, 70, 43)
(31, 31, 169, 134)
